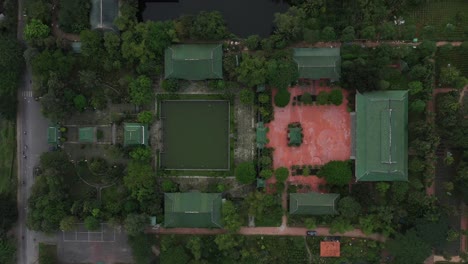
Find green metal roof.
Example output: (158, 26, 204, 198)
(79, 127, 95, 143)
(164, 192, 222, 228)
(289, 192, 340, 215)
(124, 123, 148, 146)
(288, 127, 302, 145)
(293, 48, 341, 81)
(256, 122, 268, 149)
(47, 126, 59, 144)
(165, 44, 223, 80)
(355, 91, 408, 182)
(257, 178, 265, 188)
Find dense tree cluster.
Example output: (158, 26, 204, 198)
(0, 34, 23, 120)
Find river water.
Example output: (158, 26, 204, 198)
(140, 0, 289, 37)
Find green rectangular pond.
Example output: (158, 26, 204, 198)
(160, 100, 230, 170)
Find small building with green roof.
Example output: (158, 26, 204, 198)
(164, 192, 222, 228)
(289, 192, 340, 215)
(293, 48, 341, 81)
(165, 44, 223, 80)
(288, 126, 302, 146)
(124, 123, 148, 146)
(256, 122, 268, 149)
(355, 91, 408, 182)
(79, 127, 95, 143)
(47, 126, 60, 145)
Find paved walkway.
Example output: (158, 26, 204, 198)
(302, 40, 462, 48)
(150, 226, 386, 242)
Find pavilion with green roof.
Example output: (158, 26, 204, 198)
(164, 44, 223, 80)
(355, 91, 408, 182)
(164, 192, 222, 228)
(256, 122, 268, 149)
(288, 126, 303, 146)
(289, 192, 340, 215)
(79, 127, 95, 143)
(293, 48, 341, 81)
(124, 123, 148, 146)
(47, 125, 59, 145)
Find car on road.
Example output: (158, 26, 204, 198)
(306, 230, 317, 236)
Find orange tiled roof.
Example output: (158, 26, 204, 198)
(320, 241, 340, 257)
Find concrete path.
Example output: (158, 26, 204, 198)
(150, 226, 386, 242)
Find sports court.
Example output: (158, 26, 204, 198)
(62, 223, 115, 242)
(266, 86, 351, 170)
(58, 224, 133, 264)
(159, 100, 230, 170)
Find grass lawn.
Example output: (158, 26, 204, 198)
(0, 119, 16, 194)
(407, 0, 468, 40)
(156, 93, 236, 176)
(160, 100, 230, 170)
(39, 243, 58, 263)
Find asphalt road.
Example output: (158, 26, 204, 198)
(16, 65, 53, 264)
(16, 1, 54, 262)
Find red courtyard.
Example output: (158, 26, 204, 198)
(266, 84, 351, 190)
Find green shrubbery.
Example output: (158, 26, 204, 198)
(317, 160, 352, 186)
(235, 162, 256, 184)
(274, 88, 291, 107)
(161, 79, 180, 93)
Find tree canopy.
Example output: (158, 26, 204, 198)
(0, 34, 23, 120)
(317, 160, 352, 186)
(235, 162, 256, 184)
(386, 230, 432, 264)
(129, 75, 153, 105)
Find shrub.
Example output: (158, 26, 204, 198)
(316, 91, 329, 105)
(137, 111, 154, 124)
(258, 93, 270, 104)
(260, 156, 272, 167)
(235, 162, 256, 184)
(317, 160, 352, 186)
(276, 181, 285, 193)
(305, 218, 317, 229)
(84, 216, 100, 231)
(162, 179, 177, 192)
(303, 166, 310, 176)
(274, 88, 291, 107)
(260, 169, 273, 179)
(245, 35, 261, 50)
(301, 92, 313, 104)
(129, 147, 152, 162)
(329, 89, 343, 106)
(73, 94, 87, 111)
(161, 79, 179, 93)
(239, 88, 254, 105)
(275, 167, 289, 182)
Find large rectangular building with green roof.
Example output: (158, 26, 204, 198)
(289, 192, 339, 215)
(293, 48, 341, 81)
(164, 192, 222, 228)
(165, 44, 223, 80)
(355, 91, 408, 181)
